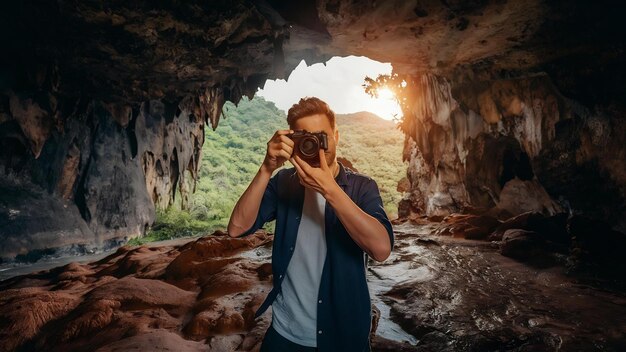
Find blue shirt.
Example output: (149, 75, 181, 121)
(241, 161, 395, 352)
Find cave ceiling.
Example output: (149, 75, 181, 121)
(2, 0, 623, 110)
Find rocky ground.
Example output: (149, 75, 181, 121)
(1, 218, 625, 351)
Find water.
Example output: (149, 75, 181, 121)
(0, 252, 111, 282)
(369, 221, 626, 351)
(239, 238, 421, 344)
(0, 237, 196, 282)
(368, 265, 420, 345)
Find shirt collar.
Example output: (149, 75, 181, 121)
(335, 160, 349, 187)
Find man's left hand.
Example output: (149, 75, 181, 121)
(290, 149, 338, 197)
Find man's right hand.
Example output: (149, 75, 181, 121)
(262, 129, 295, 173)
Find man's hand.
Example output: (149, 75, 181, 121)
(263, 129, 294, 173)
(290, 149, 339, 198)
(291, 149, 392, 261)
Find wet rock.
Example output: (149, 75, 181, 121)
(461, 214, 501, 240)
(370, 304, 381, 341)
(432, 213, 501, 240)
(488, 212, 573, 267)
(500, 229, 558, 267)
(370, 335, 420, 352)
(2, 222, 626, 351)
(490, 212, 569, 246)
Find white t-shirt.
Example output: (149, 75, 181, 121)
(271, 186, 327, 347)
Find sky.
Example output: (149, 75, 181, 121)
(257, 56, 401, 120)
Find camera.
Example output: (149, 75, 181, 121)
(286, 129, 328, 167)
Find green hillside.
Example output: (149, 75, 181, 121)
(132, 97, 406, 243)
(335, 111, 406, 218)
(190, 96, 288, 229)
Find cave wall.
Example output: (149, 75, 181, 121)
(396, 72, 626, 232)
(0, 0, 304, 261)
(0, 86, 217, 260)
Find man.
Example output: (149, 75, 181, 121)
(227, 97, 394, 352)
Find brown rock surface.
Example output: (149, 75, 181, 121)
(0, 229, 403, 351)
(0, 231, 275, 352)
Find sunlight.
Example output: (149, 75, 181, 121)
(257, 56, 402, 120)
(377, 87, 395, 100)
(368, 86, 402, 121)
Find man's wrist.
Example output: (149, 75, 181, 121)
(259, 163, 274, 177)
(323, 183, 344, 204)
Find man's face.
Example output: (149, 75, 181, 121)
(291, 113, 339, 168)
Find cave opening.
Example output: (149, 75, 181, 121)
(498, 145, 534, 188)
(257, 56, 402, 122)
(164, 55, 409, 240)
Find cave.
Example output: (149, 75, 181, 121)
(1, 1, 625, 351)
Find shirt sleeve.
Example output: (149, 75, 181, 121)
(358, 178, 395, 252)
(239, 171, 279, 237)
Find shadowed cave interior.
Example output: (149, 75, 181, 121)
(1, 1, 626, 351)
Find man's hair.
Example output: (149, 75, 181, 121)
(287, 97, 336, 130)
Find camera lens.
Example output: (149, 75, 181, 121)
(299, 136, 319, 157)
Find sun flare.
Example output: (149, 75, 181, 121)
(367, 86, 401, 120)
(377, 87, 395, 100)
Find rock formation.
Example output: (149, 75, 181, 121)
(0, 1, 290, 260)
(0, 231, 274, 351)
(395, 67, 626, 232)
(1, 0, 625, 259)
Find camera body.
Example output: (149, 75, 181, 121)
(287, 129, 329, 167)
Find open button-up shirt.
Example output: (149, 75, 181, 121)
(241, 161, 395, 352)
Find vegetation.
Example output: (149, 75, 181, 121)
(132, 96, 406, 244)
(335, 111, 406, 217)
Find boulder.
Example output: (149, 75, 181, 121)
(500, 229, 558, 267)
